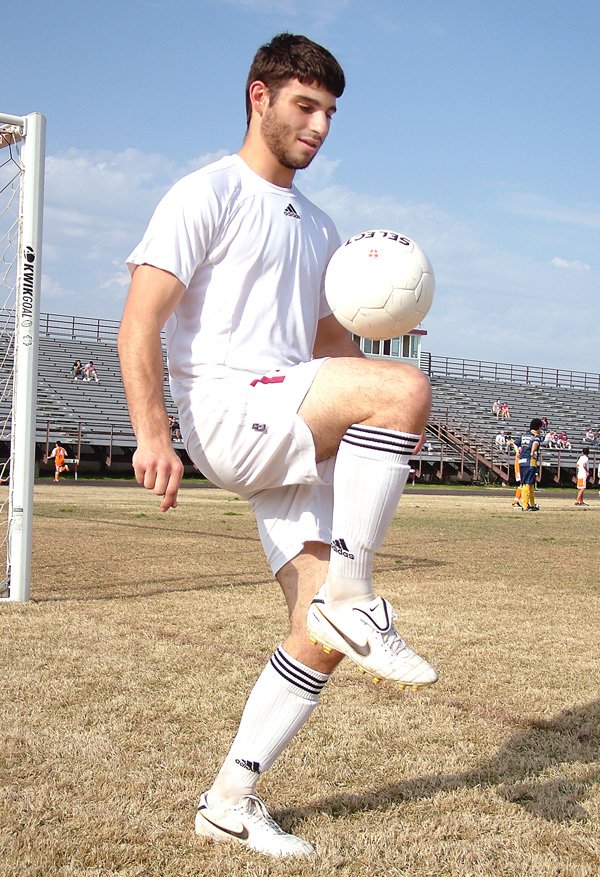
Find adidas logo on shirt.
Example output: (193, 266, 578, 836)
(284, 203, 300, 219)
(331, 538, 354, 559)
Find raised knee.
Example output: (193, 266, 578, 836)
(405, 364, 431, 405)
(382, 361, 431, 407)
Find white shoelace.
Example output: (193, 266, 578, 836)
(240, 795, 287, 836)
(381, 618, 409, 655)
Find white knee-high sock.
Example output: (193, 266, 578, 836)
(208, 646, 329, 806)
(326, 424, 420, 606)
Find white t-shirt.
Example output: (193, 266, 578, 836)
(127, 154, 340, 391)
(576, 454, 589, 478)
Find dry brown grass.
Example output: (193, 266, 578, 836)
(1, 483, 599, 877)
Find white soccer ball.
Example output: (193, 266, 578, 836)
(324, 230, 435, 340)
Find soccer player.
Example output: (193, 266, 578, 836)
(118, 33, 437, 858)
(575, 447, 590, 507)
(518, 419, 542, 511)
(49, 441, 69, 482)
(511, 436, 522, 508)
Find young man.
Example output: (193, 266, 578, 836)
(119, 33, 437, 858)
(49, 441, 69, 482)
(575, 447, 589, 506)
(518, 419, 542, 511)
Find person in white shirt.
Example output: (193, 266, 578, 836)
(575, 447, 590, 506)
(119, 32, 436, 858)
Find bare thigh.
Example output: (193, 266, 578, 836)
(297, 357, 431, 460)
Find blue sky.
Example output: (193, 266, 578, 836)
(4, 0, 599, 372)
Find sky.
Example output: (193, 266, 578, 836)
(3, 0, 599, 372)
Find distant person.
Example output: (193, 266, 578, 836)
(575, 448, 589, 507)
(492, 399, 501, 418)
(84, 360, 99, 383)
(71, 359, 83, 381)
(499, 402, 511, 420)
(49, 441, 69, 482)
(168, 415, 181, 441)
(511, 437, 522, 508)
(519, 419, 542, 511)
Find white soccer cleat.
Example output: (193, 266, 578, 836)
(307, 588, 438, 689)
(195, 792, 315, 858)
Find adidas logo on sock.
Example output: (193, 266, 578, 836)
(284, 203, 300, 219)
(235, 758, 261, 773)
(331, 537, 354, 559)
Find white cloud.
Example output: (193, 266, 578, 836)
(551, 257, 591, 271)
(40, 147, 225, 319)
(503, 190, 600, 230)
(35, 144, 600, 371)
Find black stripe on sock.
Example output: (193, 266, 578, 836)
(270, 648, 327, 696)
(343, 424, 419, 454)
(342, 434, 417, 455)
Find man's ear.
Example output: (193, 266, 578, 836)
(248, 80, 269, 118)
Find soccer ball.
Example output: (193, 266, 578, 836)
(324, 230, 435, 340)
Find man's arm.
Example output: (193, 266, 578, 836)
(312, 314, 364, 359)
(118, 264, 186, 511)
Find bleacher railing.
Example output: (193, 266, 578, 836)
(421, 352, 600, 392)
(39, 311, 121, 343)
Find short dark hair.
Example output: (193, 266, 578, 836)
(530, 418, 543, 431)
(245, 33, 345, 126)
(582, 447, 589, 455)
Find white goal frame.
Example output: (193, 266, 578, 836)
(0, 112, 46, 602)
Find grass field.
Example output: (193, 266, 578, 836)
(1, 483, 599, 877)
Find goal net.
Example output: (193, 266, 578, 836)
(0, 112, 46, 601)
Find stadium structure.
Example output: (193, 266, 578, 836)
(1, 309, 598, 488)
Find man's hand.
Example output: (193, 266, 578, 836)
(132, 441, 184, 512)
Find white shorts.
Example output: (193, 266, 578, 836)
(175, 360, 335, 575)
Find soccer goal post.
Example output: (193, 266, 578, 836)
(0, 112, 46, 602)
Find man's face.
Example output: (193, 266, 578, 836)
(260, 78, 337, 171)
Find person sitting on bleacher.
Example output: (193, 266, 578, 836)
(84, 360, 99, 383)
(71, 359, 83, 381)
(557, 430, 571, 450)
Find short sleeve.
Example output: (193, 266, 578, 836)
(126, 174, 219, 288)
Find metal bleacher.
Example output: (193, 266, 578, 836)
(422, 354, 600, 483)
(0, 311, 177, 476)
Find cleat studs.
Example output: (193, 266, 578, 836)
(373, 677, 381, 684)
(411, 684, 418, 691)
(322, 646, 332, 654)
(398, 684, 405, 691)
(358, 668, 366, 674)
(309, 638, 317, 646)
